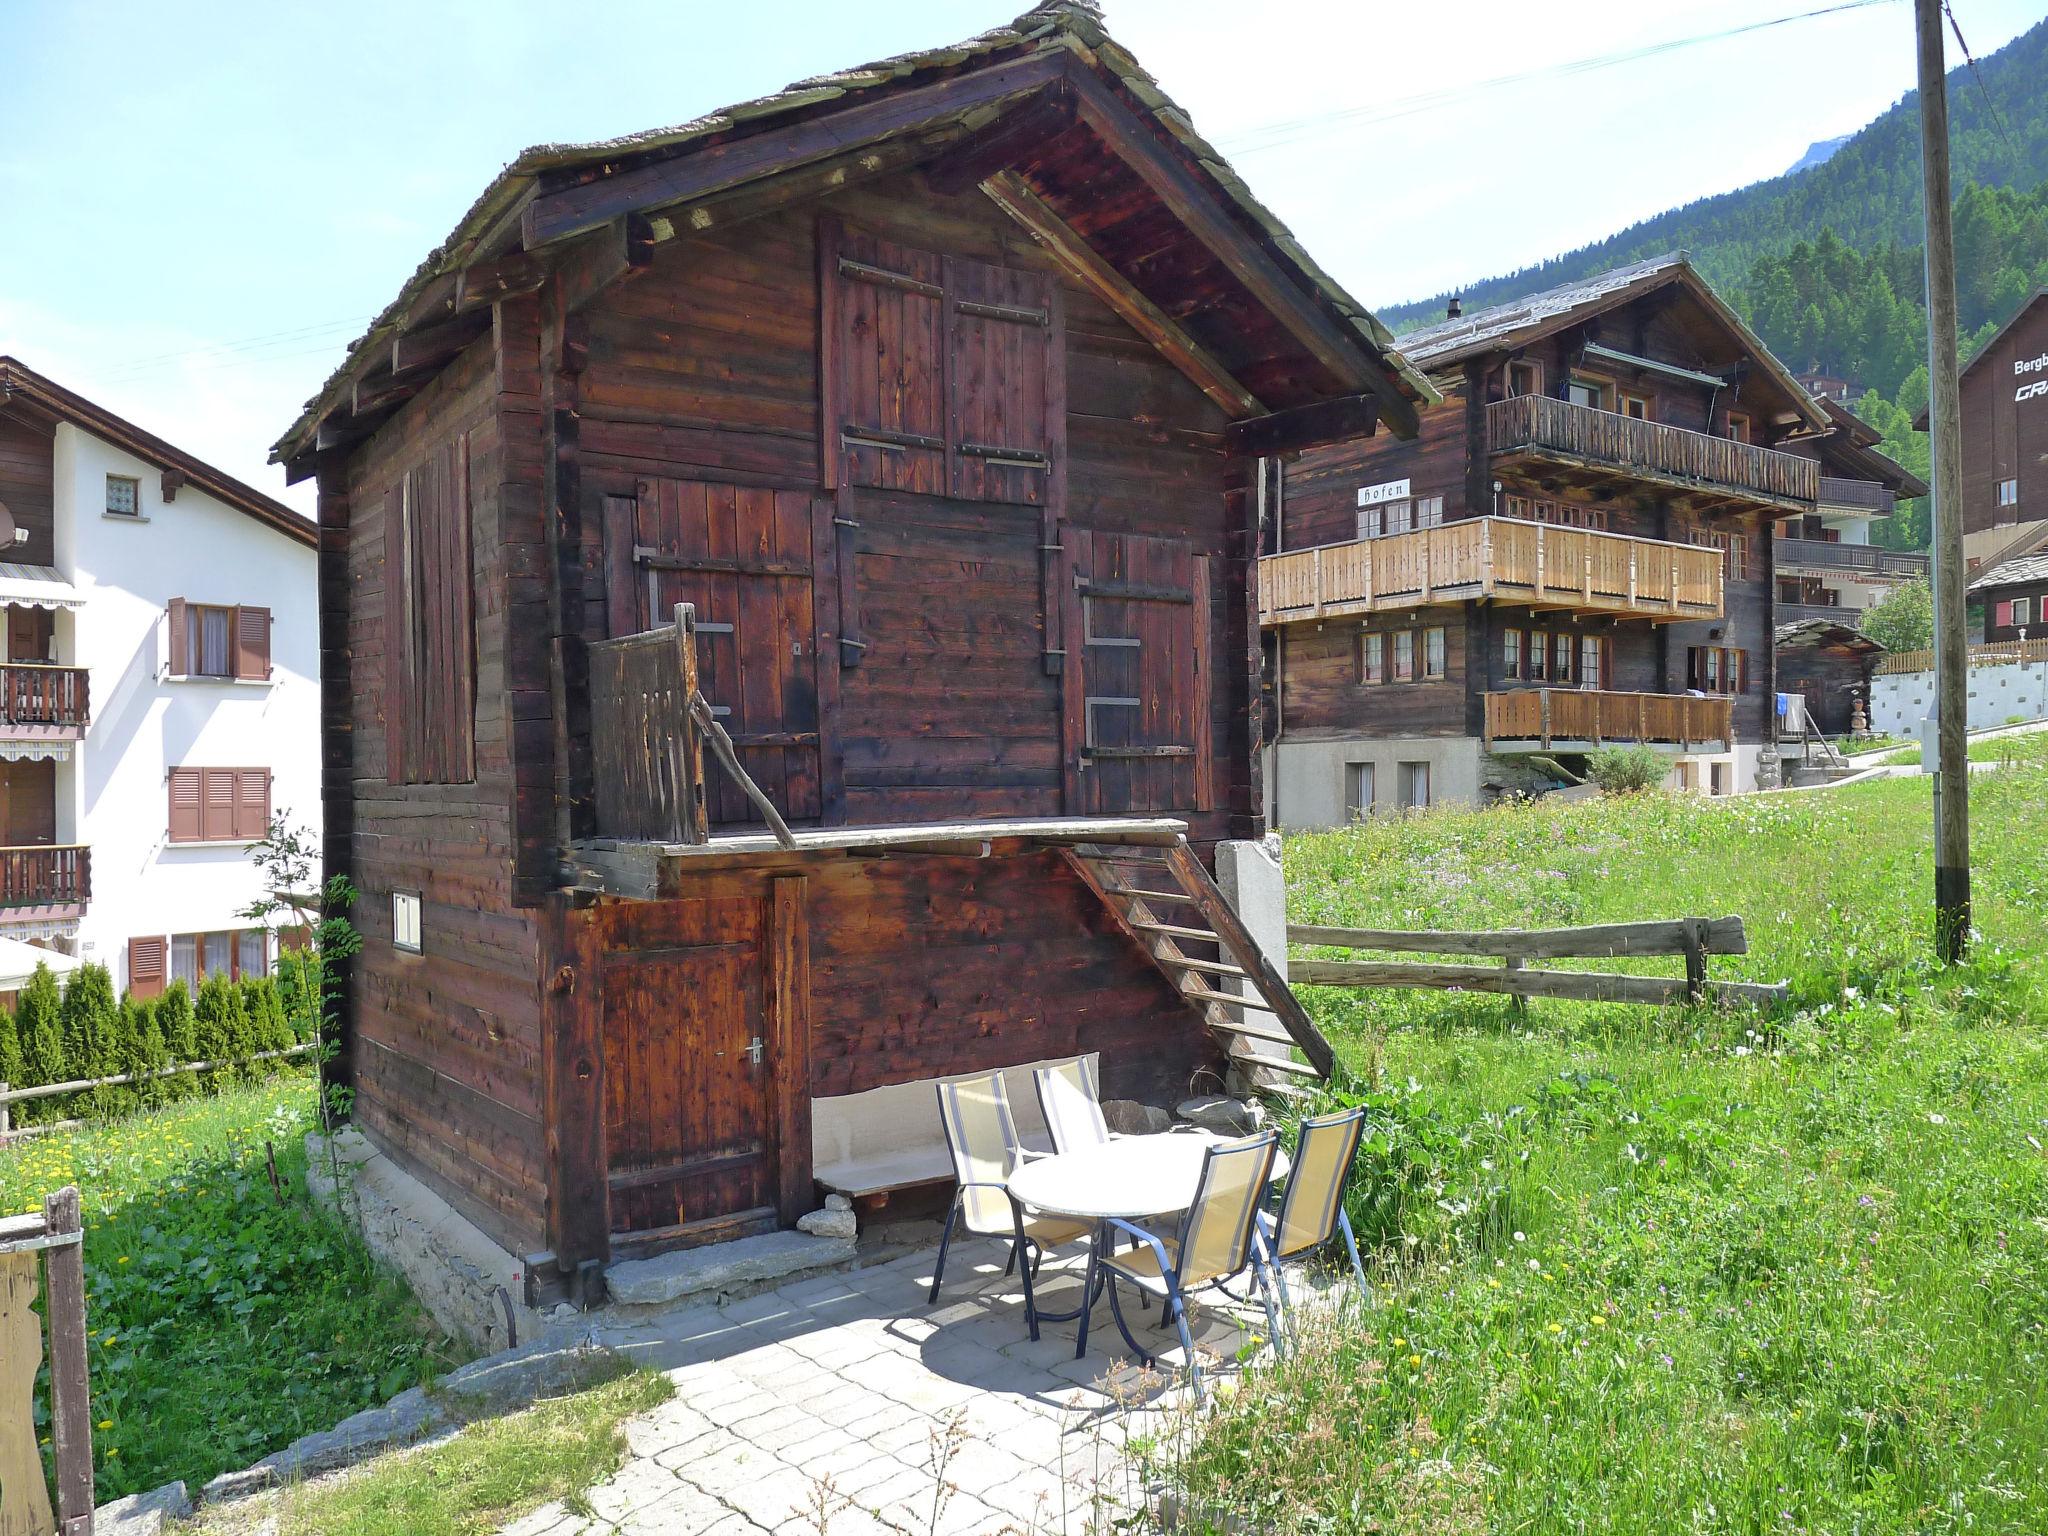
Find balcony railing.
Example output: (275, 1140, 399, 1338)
(1775, 539, 1927, 580)
(1259, 517, 1724, 626)
(1778, 602, 1862, 629)
(1483, 689, 1733, 752)
(0, 664, 89, 732)
(0, 845, 90, 908)
(1487, 395, 1820, 508)
(1817, 476, 1897, 516)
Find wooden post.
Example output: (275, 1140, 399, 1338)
(43, 1186, 92, 1533)
(672, 605, 709, 846)
(1540, 690, 1552, 750)
(1681, 920, 1708, 1002)
(1, 1223, 56, 1536)
(768, 876, 814, 1225)
(0, 1083, 10, 1140)
(1915, 0, 1971, 961)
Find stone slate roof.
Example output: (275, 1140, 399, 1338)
(1969, 550, 2048, 593)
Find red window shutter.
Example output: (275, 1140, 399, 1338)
(234, 770, 272, 840)
(1737, 650, 1751, 694)
(128, 936, 166, 1000)
(1995, 599, 2014, 628)
(166, 598, 188, 677)
(167, 767, 202, 842)
(202, 768, 236, 841)
(233, 607, 271, 680)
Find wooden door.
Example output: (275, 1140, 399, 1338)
(1063, 530, 1214, 815)
(6, 605, 50, 663)
(0, 759, 55, 847)
(601, 910, 775, 1236)
(625, 478, 822, 830)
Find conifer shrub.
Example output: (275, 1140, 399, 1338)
(0, 992, 20, 1089)
(13, 963, 67, 1124)
(242, 975, 294, 1062)
(154, 980, 198, 1098)
(61, 962, 122, 1114)
(193, 973, 250, 1080)
(114, 995, 170, 1106)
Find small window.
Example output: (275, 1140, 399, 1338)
(1343, 762, 1375, 822)
(1567, 377, 1608, 411)
(1423, 626, 1447, 680)
(162, 927, 267, 988)
(1414, 496, 1445, 530)
(1503, 628, 1524, 680)
(1398, 760, 1431, 810)
(1358, 631, 1385, 686)
(105, 474, 141, 518)
(1391, 630, 1416, 683)
(1619, 392, 1651, 421)
(1505, 495, 1532, 521)
(238, 929, 268, 979)
(393, 892, 423, 954)
(1725, 411, 1753, 443)
(1356, 504, 1384, 541)
(1553, 632, 1574, 684)
(2015, 597, 2035, 628)
(1527, 632, 1548, 682)
(166, 602, 271, 681)
(171, 934, 199, 990)
(1506, 361, 1542, 397)
(1580, 634, 1605, 690)
(1998, 478, 2020, 507)
(1688, 645, 1748, 696)
(1384, 500, 1414, 536)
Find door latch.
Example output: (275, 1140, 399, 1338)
(745, 1037, 766, 1066)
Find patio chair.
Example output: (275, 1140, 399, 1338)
(1033, 1056, 1110, 1154)
(930, 1072, 1091, 1326)
(1261, 1108, 1370, 1328)
(1083, 1131, 1283, 1402)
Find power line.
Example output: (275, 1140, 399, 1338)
(83, 315, 377, 386)
(1943, 0, 2022, 161)
(1217, 0, 1901, 157)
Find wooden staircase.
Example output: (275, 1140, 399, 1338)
(1061, 837, 1333, 1097)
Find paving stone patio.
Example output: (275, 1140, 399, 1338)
(500, 1233, 1276, 1536)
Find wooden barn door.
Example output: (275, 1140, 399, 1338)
(615, 478, 823, 830)
(1063, 530, 1214, 815)
(597, 882, 813, 1242)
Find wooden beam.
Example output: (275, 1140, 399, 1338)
(1288, 916, 1749, 960)
(1291, 957, 1786, 1008)
(391, 310, 491, 374)
(1223, 393, 1378, 459)
(923, 83, 1076, 195)
(769, 875, 813, 1225)
(455, 250, 548, 311)
(981, 170, 1258, 419)
(1061, 65, 1418, 437)
(400, 271, 461, 331)
(521, 52, 1066, 248)
(660, 131, 954, 240)
(540, 899, 610, 1284)
(158, 466, 187, 502)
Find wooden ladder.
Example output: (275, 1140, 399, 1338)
(1061, 837, 1333, 1097)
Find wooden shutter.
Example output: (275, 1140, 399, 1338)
(944, 255, 1058, 506)
(167, 767, 202, 842)
(233, 770, 272, 840)
(822, 217, 947, 495)
(128, 936, 166, 1001)
(166, 598, 188, 677)
(232, 607, 271, 680)
(384, 434, 475, 784)
(201, 768, 236, 841)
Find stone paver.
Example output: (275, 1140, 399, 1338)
(504, 1234, 1286, 1535)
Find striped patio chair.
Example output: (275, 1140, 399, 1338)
(1032, 1056, 1110, 1154)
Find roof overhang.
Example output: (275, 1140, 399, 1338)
(271, 2, 1435, 479)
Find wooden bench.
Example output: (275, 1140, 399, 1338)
(812, 1054, 1092, 1203)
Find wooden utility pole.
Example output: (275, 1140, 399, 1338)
(1915, 0, 1970, 960)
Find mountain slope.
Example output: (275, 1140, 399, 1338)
(1380, 14, 2048, 331)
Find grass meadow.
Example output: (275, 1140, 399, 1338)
(0, 1075, 460, 1501)
(1160, 766, 2048, 1534)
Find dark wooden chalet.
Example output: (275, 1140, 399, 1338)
(1260, 255, 1851, 820)
(1917, 288, 2048, 574)
(270, 2, 1431, 1299)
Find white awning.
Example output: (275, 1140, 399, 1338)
(0, 742, 70, 762)
(0, 935, 81, 990)
(0, 564, 84, 610)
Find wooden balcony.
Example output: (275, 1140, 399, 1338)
(0, 664, 89, 735)
(1259, 517, 1724, 626)
(1774, 539, 1927, 580)
(0, 845, 90, 909)
(1817, 476, 1897, 517)
(1487, 395, 1820, 512)
(1483, 689, 1733, 753)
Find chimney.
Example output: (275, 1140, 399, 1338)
(1447, 295, 1463, 319)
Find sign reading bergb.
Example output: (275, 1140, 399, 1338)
(2017, 350, 2048, 405)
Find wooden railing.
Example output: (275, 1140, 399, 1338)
(1259, 517, 1724, 625)
(0, 664, 87, 730)
(1876, 637, 2048, 676)
(0, 845, 89, 908)
(1775, 539, 1927, 579)
(588, 606, 710, 845)
(1817, 476, 1897, 515)
(1487, 395, 1820, 506)
(1483, 689, 1734, 750)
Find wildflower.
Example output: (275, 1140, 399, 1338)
(1488, 1278, 1502, 1290)
(1392, 1336, 1406, 1348)
(1547, 1322, 1564, 1334)
(1409, 1354, 1422, 1368)
(1927, 1112, 1946, 1126)
(1589, 1315, 1607, 1327)
(117, 1256, 130, 1265)
(1512, 1231, 1526, 1243)
(97, 1420, 113, 1431)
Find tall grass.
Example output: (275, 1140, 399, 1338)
(1160, 770, 2048, 1533)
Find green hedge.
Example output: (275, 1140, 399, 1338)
(1, 951, 322, 1126)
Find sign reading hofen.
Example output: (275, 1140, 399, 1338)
(1357, 478, 1412, 507)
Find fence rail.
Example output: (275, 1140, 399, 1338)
(0, 1187, 92, 1535)
(1875, 637, 2048, 675)
(1289, 915, 1787, 1008)
(0, 1042, 318, 1138)
(0, 664, 88, 730)
(1487, 394, 1820, 506)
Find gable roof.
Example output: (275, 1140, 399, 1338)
(1393, 253, 1831, 434)
(0, 358, 314, 547)
(1913, 290, 2048, 430)
(272, 1, 1435, 472)
(1774, 617, 1885, 655)
(1968, 549, 2048, 594)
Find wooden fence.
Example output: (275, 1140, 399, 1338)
(0, 1188, 92, 1536)
(1290, 915, 1787, 1008)
(0, 1042, 318, 1139)
(1875, 637, 2048, 676)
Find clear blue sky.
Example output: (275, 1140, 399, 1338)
(3, 0, 2041, 513)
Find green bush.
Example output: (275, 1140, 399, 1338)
(154, 980, 196, 1061)
(61, 963, 122, 1114)
(113, 996, 169, 1106)
(16, 962, 65, 1087)
(0, 992, 20, 1088)
(193, 973, 251, 1078)
(1585, 743, 1667, 795)
(242, 975, 294, 1060)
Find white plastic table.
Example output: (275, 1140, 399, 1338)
(1006, 1132, 1291, 1221)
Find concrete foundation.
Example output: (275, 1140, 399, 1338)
(1267, 735, 1482, 827)
(307, 1127, 543, 1353)
(1874, 658, 2048, 736)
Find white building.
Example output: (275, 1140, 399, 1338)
(0, 358, 318, 996)
(1771, 398, 1930, 628)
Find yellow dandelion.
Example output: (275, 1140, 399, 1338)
(1408, 1353, 1422, 1367)
(97, 1420, 113, 1431)
(1547, 1322, 1564, 1334)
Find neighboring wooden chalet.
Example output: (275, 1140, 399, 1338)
(1260, 255, 1873, 820)
(1919, 288, 2048, 574)
(271, 3, 1432, 1299)
(1969, 551, 2048, 641)
(1774, 618, 1884, 740)
(1771, 397, 1927, 632)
